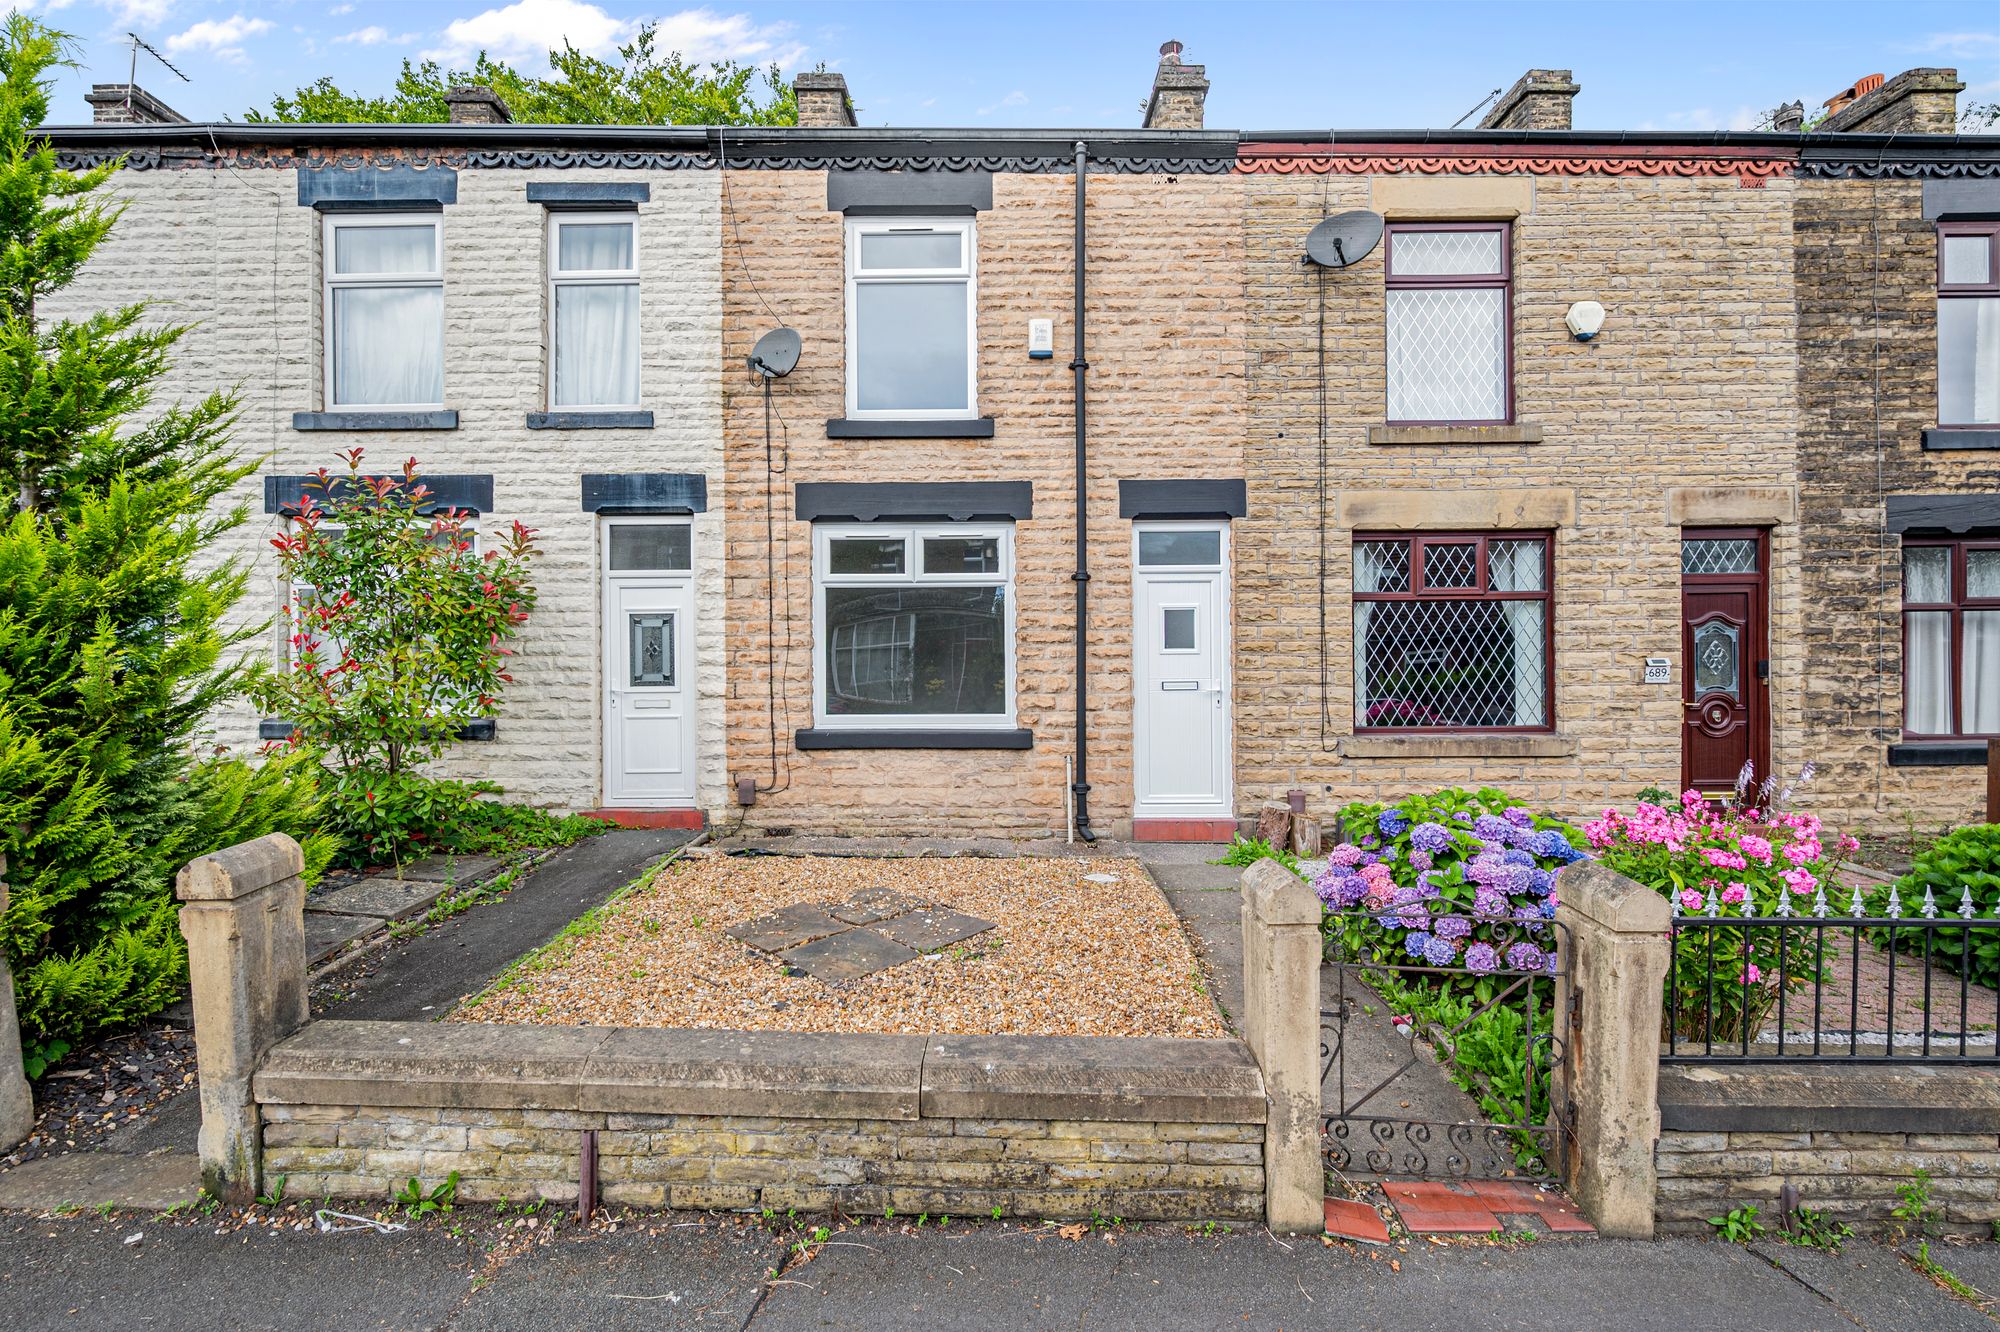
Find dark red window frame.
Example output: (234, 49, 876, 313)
(1936, 221, 2000, 429)
(1902, 537, 2000, 739)
(1351, 530, 1554, 734)
(1383, 221, 1514, 428)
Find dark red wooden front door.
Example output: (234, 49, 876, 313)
(1681, 530, 1770, 795)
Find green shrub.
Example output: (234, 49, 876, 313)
(318, 770, 609, 867)
(1880, 824, 2000, 988)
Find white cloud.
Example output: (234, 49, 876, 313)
(163, 13, 273, 63)
(976, 88, 1028, 116)
(422, 1, 803, 70)
(1900, 31, 2000, 59)
(107, 0, 175, 22)
(329, 2, 354, 12)
(1636, 105, 1762, 133)
(336, 24, 416, 46)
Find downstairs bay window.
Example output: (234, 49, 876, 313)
(1903, 539, 2000, 738)
(1352, 532, 1551, 731)
(813, 523, 1013, 728)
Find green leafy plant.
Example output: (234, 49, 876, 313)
(1874, 825, 2000, 988)
(1709, 1205, 1765, 1242)
(1210, 834, 1299, 876)
(1892, 1169, 1937, 1237)
(1784, 1205, 1852, 1251)
(254, 1175, 288, 1208)
(393, 1172, 459, 1219)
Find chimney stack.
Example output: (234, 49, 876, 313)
(1478, 69, 1580, 131)
(1817, 68, 1963, 134)
(444, 85, 511, 125)
(1770, 100, 1805, 133)
(795, 71, 857, 129)
(1143, 40, 1209, 130)
(84, 83, 188, 125)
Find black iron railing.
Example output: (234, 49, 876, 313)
(1663, 890, 1999, 1065)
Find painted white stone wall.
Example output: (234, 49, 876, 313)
(46, 160, 727, 816)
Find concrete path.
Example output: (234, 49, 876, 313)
(0, 1214, 1992, 1330)
(0, 829, 693, 1213)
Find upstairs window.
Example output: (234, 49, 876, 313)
(1939, 222, 2000, 426)
(1903, 539, 2000, 738)
(550, 213, 640, 408)
(324, 214, 444, 408)
(845, 219, 977, 419)
(1352, 532, 1550, 731)
(1385, 223, 1511, 425)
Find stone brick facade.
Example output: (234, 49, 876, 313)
(262, 1103, 1265, 1219)
(1657, 1128, 2000, 1233)
(1478, 70, 1580, 131)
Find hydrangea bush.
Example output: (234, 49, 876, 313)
(1311, 787, 1590, 982)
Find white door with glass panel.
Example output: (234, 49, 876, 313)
(1133, 524, 1232, 818)
(603, 520, 696, 807)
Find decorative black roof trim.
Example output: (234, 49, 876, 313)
(795, 727, 1033, 751)
(581, 472, 708, 514)
(1798, 155, 2000, 180)
(796, 480, 1031, 522)
(264, 472, 494, 516)
(525, 181, 650, 207)
(1885, 494, 2000, 534)
(1118, 479, 1247, 520)
(298, 164, 458, 209)
(826, 417, 996, 439)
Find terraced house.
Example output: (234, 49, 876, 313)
(41, 50, 2000, 839)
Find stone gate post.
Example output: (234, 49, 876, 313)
(176, 834, 309, 1202)
(1240, 859, 1324, 1233)
(1, 860, 33, 1153)
(1554, 861, 1671, 1239)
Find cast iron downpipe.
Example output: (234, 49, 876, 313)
(1070, 140, 1096, 843)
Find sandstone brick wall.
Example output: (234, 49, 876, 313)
(1656, 1127, 1999, 1233)
(262, 1102, 1265, 1220)
(43, 160, 728, 816)
(1238, 170, 1802, 825)
(1795, 176, 1991, 831)
(719, 168, 1244, 837)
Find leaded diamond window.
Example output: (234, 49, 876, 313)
(1385, 223, 1511, 425)
(1681, 538, 1761, 576)
(1353, 532, 1552, 732)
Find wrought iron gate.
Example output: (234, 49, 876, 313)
(1319, 911, 1573, 1181)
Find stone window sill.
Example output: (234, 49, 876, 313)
(294, 410, 459, 431)
(795, 727, 1032, 751)
(528, 410, 654, 430)
(260, 718, 495, 742)
(826, 417, 996, 440)
(1922, 428, 2000, 451)
(1339, 732, 1577, 760)
(1368, 424, 1545, 446)
(1886, 742, 1987, 768)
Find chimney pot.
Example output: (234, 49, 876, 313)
(794, 71, 857, 129)
(1816, 67, 1963, 134)
(1771, 100, 1805, 133)
(1478, 69, 1581, 132)
(1143, 40, 1208, 130)
(444, 84, 511, 125)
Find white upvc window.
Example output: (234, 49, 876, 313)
(323, 213, 445, 409)
(813, 522, 1014, 728)
(844, 218, 978, 419)
(549, 212, 641, 409)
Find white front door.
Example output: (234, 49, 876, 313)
(603, 521, 696, 807)
(1133, 524, 1232, 818)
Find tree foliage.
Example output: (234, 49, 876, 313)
(247, 25, 797, 126)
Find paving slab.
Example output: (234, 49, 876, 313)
(727, 902, 854, 952)
(1323, 1196, 1392, 1243)
(306, 876, 454, 922)
(1752, 1238, 1997, 1332)
(829, 888, 932, 925)
(871, 908, 995, 953)
(393, 852, 505, 885)
(450, 1226, 782, 1331)
(0, 1152, 199, 1213)
(303, 910, 381, 965)
(780, 928, 920, 980)
(1933, 1240, 2000, 1301)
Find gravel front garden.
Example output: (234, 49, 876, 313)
(454, 851, 1228, 1038)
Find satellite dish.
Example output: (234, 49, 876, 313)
(1304, 211, 1385, 268)
(748, 327, 800, 378)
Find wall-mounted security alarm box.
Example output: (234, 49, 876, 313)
(1028, 318, 1054, 359)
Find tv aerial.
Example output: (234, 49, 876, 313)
(1303, 210, 1385, 268)
(747, 327, 800, 379)
(126, 31, 190, 93)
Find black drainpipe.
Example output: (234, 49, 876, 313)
(1070, 139, 1096, 843)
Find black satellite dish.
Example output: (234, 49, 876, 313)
(1304, 211, 1385, 268)
(748, 327, 801, 378)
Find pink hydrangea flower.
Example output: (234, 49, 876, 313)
(1327, 843, 1364, 868)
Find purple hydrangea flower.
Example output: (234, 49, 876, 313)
(1464, 943, 1500, 974)
(1527, 868, 1555, 896)
(1501, 864, 1538, 895)
(1473, 888, 1508, 918)
(1505, 942, 1545, 971)
(1422, 935, 1458, 966)
(1327, 843, 1364, 868)
(1466, 856, 1506, 887)
(1538, 899, 1557, 920)
(1336, 875, 1371, 907)
(1408, 849, 1434, 873)
(1452, 811, 1473, 823)
(1474, 814, 1515, 843)
(1432, 915, 1472, 941)
(1404, 932, 1433, 959)
(1410, 822, 1452, 854)
(1397, 906, 1431, 930)
(1503, 807, 1534, 829)
(1501, 848, 1535, 868)
(1360, 833, 1379, 849)
(1526, 829, 1573, 860)
(1377, 810, 1410, 837)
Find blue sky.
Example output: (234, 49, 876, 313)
(24, 0, 2000, 131)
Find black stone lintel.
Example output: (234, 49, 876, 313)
(260, 718, 495, 742)
(1118, 478, 1247, 520)
(828, 168, 994, 215)
(525, 181, 649, 208)
(581, 472, 708, 514)
(528, 410, 655, 430)
(1922, 178, 2000, 221)
(293, 410, 460, 431)
(826, 417, 996, 440)
(794, 727, 1033, 751)
(264, 472, 494, 516)
(1923, 428, 2000, 451)
(299, 164, 457, 210)
(1886, 493, 2000, 535)
(795, 480, 1032, 523)
(1887, 743, 1988, 767)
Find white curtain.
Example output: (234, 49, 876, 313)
(1906, 611, 1953, 734)
(1940, 297, 2000, 425)
(554, 283, 639, 406)
(557, 222, 634, 271)
(331, 285, 443, 406)
(1965, 610, 2000, 735)
(1506, 601, 1548, 726)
